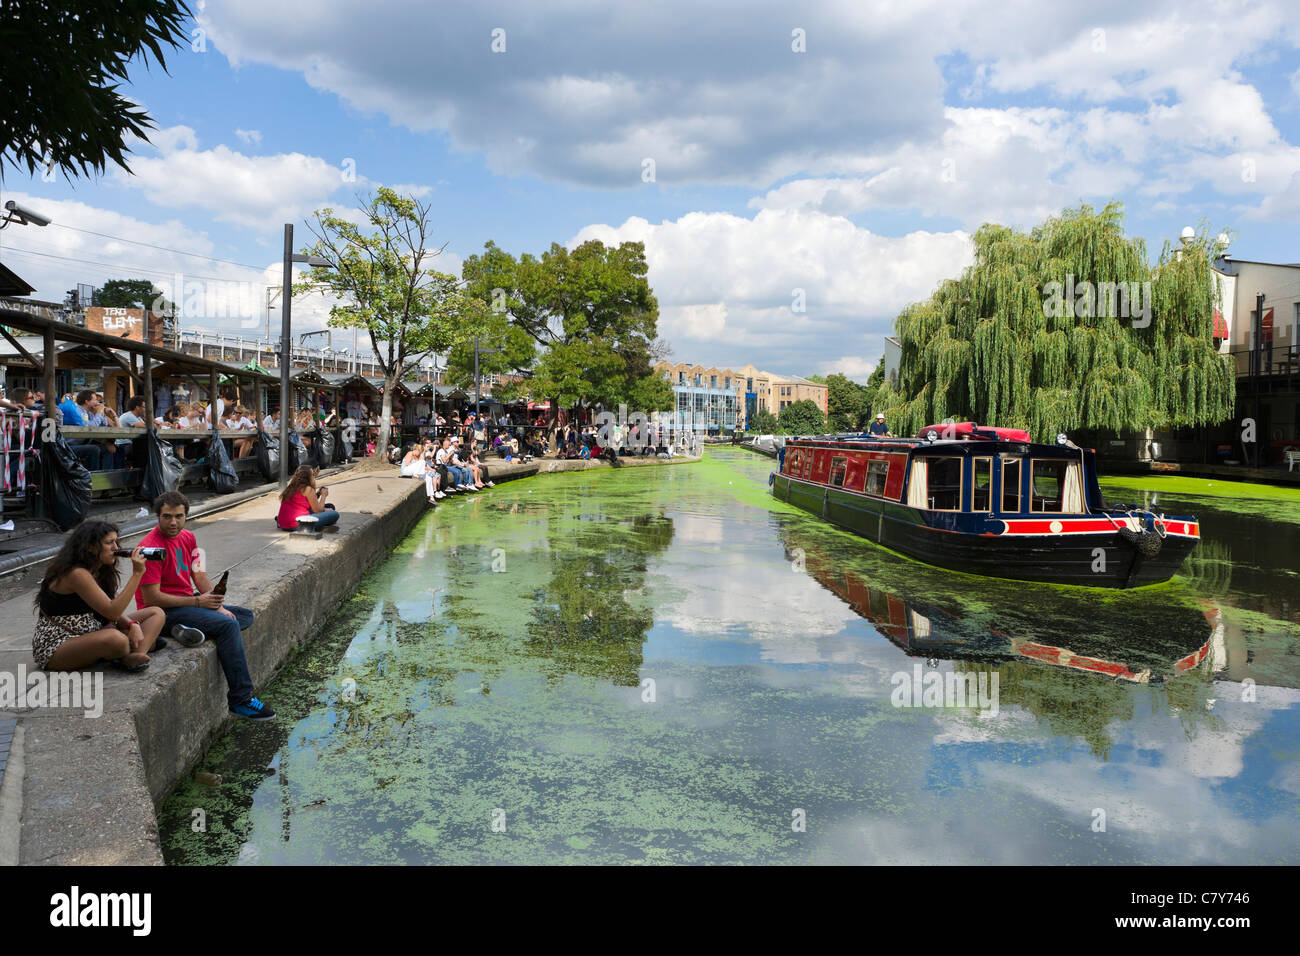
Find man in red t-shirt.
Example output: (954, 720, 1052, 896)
(136, 490, 275, 720)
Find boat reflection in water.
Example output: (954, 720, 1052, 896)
(779, 523, 1224, 686)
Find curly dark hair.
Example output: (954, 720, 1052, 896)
(34, 520, 121, 611)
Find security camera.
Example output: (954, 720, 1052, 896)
(3, 200, 51, 227)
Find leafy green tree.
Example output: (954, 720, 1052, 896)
(0, 1, 192, 180)
(94, 278, 157, 309)
(823, 373, 869, 432)
(880, 203, 1235, 441)
(456, 239, 673, 430)
(298, 187, 491, 458)
(778, 399, 826, 435)
(747, 409, 779, 433)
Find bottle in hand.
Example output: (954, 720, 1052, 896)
(115, 547, 165, 561)
(212, 570, 229, 596)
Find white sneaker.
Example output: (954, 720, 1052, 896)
(435, 491, 446, 499)
(485, 481, 495, 487)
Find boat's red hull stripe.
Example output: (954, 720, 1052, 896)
(1016, 641, 1144, 680)
(1174, 641, 1211, 671)
(998, 518, 1199, 538)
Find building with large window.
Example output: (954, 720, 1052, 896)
(654, 361, 831, 431)
(654, 362, 745, 433)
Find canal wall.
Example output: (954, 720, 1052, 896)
(0, 453, 699, 865)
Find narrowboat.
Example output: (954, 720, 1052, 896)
(770, 422, 1200, 588)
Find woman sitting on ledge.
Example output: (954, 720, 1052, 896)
(399, 443, 425, 478)
(31, 521, 166, 673)
(277, 464, 339, 530)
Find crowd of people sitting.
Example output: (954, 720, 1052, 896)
(0, 384, 374, 475)
(554, 421, 683, 461)
(2, 385, 698, 494)
(399, 432, 496, 504)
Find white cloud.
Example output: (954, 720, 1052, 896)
(385, 182, 434, 199)
(234, 128, 262, 146)
(113, 126, 349, 229)
(190, 0, 1300, 224)
(818, 355, 879, 380)
(571, 211, 971, 371)
(196, 0, 951, 188)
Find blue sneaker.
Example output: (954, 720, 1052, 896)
(230, 697, 276, 720)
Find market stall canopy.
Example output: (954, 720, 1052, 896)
(291, 368, 331, 386)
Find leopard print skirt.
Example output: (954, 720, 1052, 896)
(32, 612, 103, 670)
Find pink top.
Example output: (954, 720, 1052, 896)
(277, 491, 313, 530)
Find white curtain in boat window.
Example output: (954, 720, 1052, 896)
(907, 459, 928, 508)
(910, 609, 932, 639)
(1062, 461, 1084, 512)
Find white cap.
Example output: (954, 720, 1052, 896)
(876, 413, 885, 420)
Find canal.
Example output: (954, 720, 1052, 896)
(160, 449, 1300, 864)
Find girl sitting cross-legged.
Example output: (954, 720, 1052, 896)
(277, 465, 340, 530)
(31, 521, 166, 673)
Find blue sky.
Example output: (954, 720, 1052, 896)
(1, 0, 1297, 381)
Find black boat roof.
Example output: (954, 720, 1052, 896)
(785, 433, 1092, 458)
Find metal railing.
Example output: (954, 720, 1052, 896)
(1228, 343, 1300, 381)
(176, 327, 389, 378)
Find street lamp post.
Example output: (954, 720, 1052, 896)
(473, 336, 500, 422)
(279, 223, 331, 487)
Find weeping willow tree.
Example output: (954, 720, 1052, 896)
(877, 203, 1236, 441)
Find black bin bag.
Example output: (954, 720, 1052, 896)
(317, 428, 336, 465)
(135, 430, 184, 502)
(206, 429, 239, 494)
(287, 428, 307, 472)
(255, 428, 279, 483)
(305, 429, 323, 469)
(37, 435, 93, 530)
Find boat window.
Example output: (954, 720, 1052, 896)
(865, 459, 889, 497)
(1031, 459, 1084, 513)
(829, 456, 848, 487)
(925, 457, 962, 511)
(972, 458, 992, 511)
(1002, 459, 1021, 512)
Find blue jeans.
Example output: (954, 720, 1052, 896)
(70, 442, 104, 471)
(162, 604, 256, 708)
(312, 506, 340, 528)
